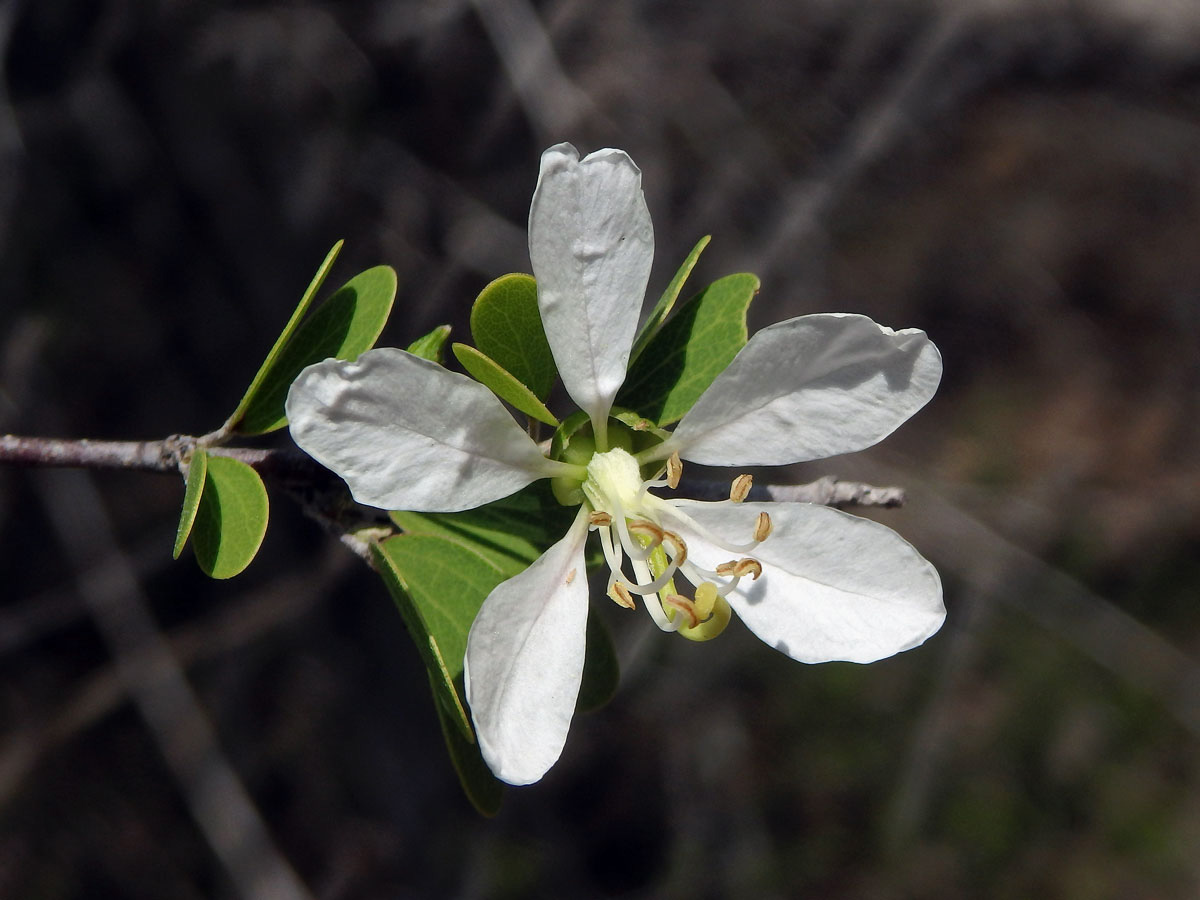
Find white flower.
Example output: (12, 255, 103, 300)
(285, 143, 945, 786)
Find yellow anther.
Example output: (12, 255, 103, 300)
(754, 511, 773, 542)
(589, 510, 613, 527)
(610, 581, 636, 610)
(734, 558, 763, 580)
(729, 473, 753, 502)
(666, 451, 683, 490)
(662, 593, 699, 629)
(693, 582, 719, 620)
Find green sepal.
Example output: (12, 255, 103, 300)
(470, 273, 556, 400)
(548, 408, 670, 506)
(617, 272, 759, 426)
(172, 447, 208, 559)
(431, 672, 505, 816)
(191, 455, 269, 579)
(629, 235, 711, 366)
(406, 324, 451, 363)
(235, 264, 398, 435)
(452, 343, 559, 427)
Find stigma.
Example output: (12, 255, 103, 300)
(581, 447, 772, 640)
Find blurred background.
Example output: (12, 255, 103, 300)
(2, 0, 1199, 896)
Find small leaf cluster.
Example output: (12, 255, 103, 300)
(173, 241, 397, 577)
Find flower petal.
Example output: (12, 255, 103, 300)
(286, 347, 555, 512)
(667, 314, 942, 465)
(464, 509, 591, 785)
(529, 143, 654, 430)
(669, 500, 944, 663)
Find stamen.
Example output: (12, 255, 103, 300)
(661, 506, 761, 555)
(712, 557, 762, 581)
(666, 452, 683, 490)
(629, 555, 679, 632)
(622, 565, 681, 596)
(730, 474, 752, 502)
(661, 529, 688, 567)
(754, 512, 773, 542)
(627, 519, 665, 551)
(597, 525, 629, 588)
(589, 510, 613, 527)
(734, 558, 763, 580)
(610, 581, 636, 610)
(662, 593, 699, 629)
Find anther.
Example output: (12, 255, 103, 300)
(610, 581, 636, 610)
(730, 473, 753, 502)
(734, 558, 763, 580)
(589, 510, 613, 527)
(754, 511, 773, 542)
(662, 593, 699, 629)
(661, 529, 688, 566)
(666, 452, 683, 490)
(714, 560, 739, 576)
(627, 520, 665, 546)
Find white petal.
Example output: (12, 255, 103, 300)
(668, 314, 942, 465)
(464, 509, 591, 785)
(669, 500, 944, 663)
(529, 143, 654, 429)
(286, 347, 555, 512)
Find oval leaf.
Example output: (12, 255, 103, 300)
(617, 272, 759, 426)
(237, 265, 399, 435)
(470, 273, 556, 400)
(406, 324, 451, 363)
(372, 533, 512, 741)
(172, 446, 208, 559)
(389, 479, 577, 575)
(629, 235, 711, 365)
(452, 343, 559, 427)
(192, 455, 269, 579)
(226, 241, 344, 431)
(431, 673, 505, 816)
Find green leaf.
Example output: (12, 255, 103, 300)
(617, 272, 759, 426)
(172, 447, 208, 559)
(372, 533, 512, 740)
(226, 240, 343, 431)
(452, 343, 559, 427)
(192, 455, 269, 579)
(629, 235, 711, 366)
(236, 265, 398, 435)
(389, 480, 576, 576)
(431, 673, 505, 816)
(392, 481, 618, 716)
(406, 324, 451, 363)
(470, 273, 556, 400)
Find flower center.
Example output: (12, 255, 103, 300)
(580, 447, 770, 641)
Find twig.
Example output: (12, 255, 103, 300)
(0, 433, 316, 476)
